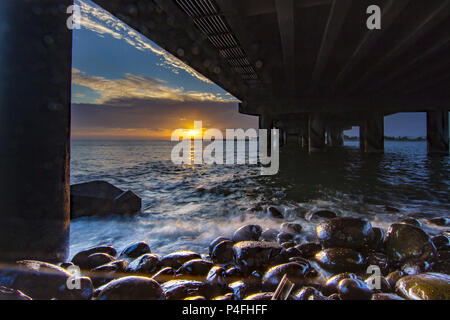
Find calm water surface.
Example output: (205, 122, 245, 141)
(69, 140, 449, 257)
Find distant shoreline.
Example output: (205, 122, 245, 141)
(344, 135, 426, 142)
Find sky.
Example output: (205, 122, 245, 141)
(71, 0, 432, 140)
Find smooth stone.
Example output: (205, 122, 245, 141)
(224, 267, 244, 284)
(401, 260, 432, 275)
(277, 232, 294, 244)
(233, 241, 285, 274)
(262, 262, 310, 290)
(60, 276, 94, 300)
(161, 280, 223, 300)
(126, 254, 162, 275)
(267, 206, 284, 219)
(306, 210, 337, 221)
(316, 217, 374, 249)
(294, 286, 322, 300)
(284, 247, 302, 259)
(338, 278, 373, 300)
(295, 242, 322, 259)
(71, 245, 117, 267)
(0, 260, 72, 300)
(399, 218, 423, 228)
(367, 252, 389, 274)
(177, 259, 213, 278)
(386, 271, 405, 290)
(211, 240, 234, 263)
(184, 296, 206, 300)
(280, 223, 302, 234)
(152, 267, 176, 284)
(229, 280, 262, 300)
(0, 286, 32, 300)
(431, 235, 450, 249)
(244, 292, 273, 300)
(281, 242, 296, 249)
(396, 273, 450, 300)
(369, 227, 386, 251)
(161, 251, 202, 269)
(365, 275, 391, 293)
(119, 242, 151, 260)
(427, 217, 450, 227)
(384, 223, 436, 265)
(209, 237, 230, 256)
(315, 248, 366, 273)
(213, 293, 234, 300)
(322, 273, 358, 296)
(371, 293, 405, 300)
(261, 228, 278, 242)
(97, 276, 165, 300)
(83, 253, 115, 270)
(206, 266, 226, 286)
(232, 225, 262, 242)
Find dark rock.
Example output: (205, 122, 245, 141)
(224, 267, 244, 284)
(71, 245, 117, 267)
(399, 218, 423, 228)
(233, 241, 285, 274)
(385, 206, 400, 213)
(214, 293, 234, 300)
(316, 217, 374, 249)
(244, 292, 273, 300)
(0, 286, 31, 300)
(184, 296, 206, 300)
(338, 278, 373, 300)
(209, 237, 230, 256)
(229, 280, 262, 300)
(101, 259, 128, 272)
(177, 259, 213, 278)
(315, 248, 366, 273)
(322, 273, 358, 296)
(371, 293, 405, 300)
(306, 210, 337, 221)
(262, 262, 310, 290)
(431, 235, 450, 249)
(82, 253, 115, 270)
(295, 242, 322, 259)
(206, 266, 226, 286)
(365, 275, 391, 293)
(232, 225, 262, 242)
(328, 293, 341, 300)
(71, 181, 141, 218)
(127, 254, 162, 275)
(280, 223, 302, 234)
(261, 228, 278, 242)
(369, 227, 386, 251)
(161, 251, 202, 269)
(281, 242, 296, 249)
(367, 252, 389, 274)
(386, 271, 404, 290)
(211, 240, 234, 263)
(401, 260, 432, 275)
(120, 242, 151, 260)
(161, 280, 224, 300)
(0, 260, 72, 300)
(96, 276, 165, 300)
(60, 276, 94, 300)
(293, 286, 322, 300)
(284, 247, 302, 259)
(396, 273, 450, 300)
(277, 232, 295, 244)
(427, 217, 450, 227)
(309, 294, 332, 300)
(59, 262, 75, 270)
(152, 267, 176, 284)
(267, 207, 284, 219)
(384, 224, 436, 265)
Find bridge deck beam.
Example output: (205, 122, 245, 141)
(0, 1, 72, 262)
(427, 110, 449, 154)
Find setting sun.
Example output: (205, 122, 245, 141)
(187, 129, 198, 137)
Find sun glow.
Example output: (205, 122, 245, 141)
(187, 129, 198, 137)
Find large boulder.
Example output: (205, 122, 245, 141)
(233, 241, 285, 274)
(96, 276, 165, 300)
(70, 181, 141, 219)
(316, 217, 374, 249)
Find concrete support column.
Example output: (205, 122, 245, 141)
(259, 114, 273, 149)
(427, 110, 449, 154)
(327, 128, 344, 147)
(307, 114, 326, 152)
(0, 1, 73, 262)
(360, 114, 385, 153)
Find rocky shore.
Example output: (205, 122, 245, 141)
(0, 214, 449, 300)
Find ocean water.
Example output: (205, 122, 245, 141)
(69, 140, 449, 257)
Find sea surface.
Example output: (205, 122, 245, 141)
(69, 140, 449, 257)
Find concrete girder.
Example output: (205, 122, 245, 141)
(427, 110, 449, 154)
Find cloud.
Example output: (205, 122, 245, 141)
(72, 69, 234, 105)
(76, 0, 213, 84)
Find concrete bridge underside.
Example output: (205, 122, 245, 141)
(0, 0, 449, 261)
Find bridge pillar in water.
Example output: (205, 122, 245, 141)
(307, 115, 326, 152)
(259, 114, 273, 149)
(427, 110, 449, 155)
(0, 1, 73, 262)
(360, 114, 385, 153)
(327, 128, 344, 147)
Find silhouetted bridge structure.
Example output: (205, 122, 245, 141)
(0, 0, 449, 261)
